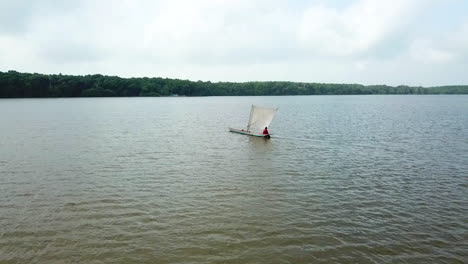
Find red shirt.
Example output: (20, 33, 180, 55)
(263, 128, 269, 135)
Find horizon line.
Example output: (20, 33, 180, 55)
(2, 69, 467, 89)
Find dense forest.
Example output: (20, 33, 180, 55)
(0, 70, 467, 98)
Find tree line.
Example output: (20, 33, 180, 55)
(0, 70, 467, 98)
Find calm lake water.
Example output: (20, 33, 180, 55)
(0, 95, 467, 263)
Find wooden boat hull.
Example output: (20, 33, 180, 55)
(229, 128, 270, 138)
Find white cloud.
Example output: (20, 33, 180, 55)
(0, 0, 467, 86)
(298, 0, 426, 57)
(410, 21, 468, 64)
(0, 35, 37, 67)
(140, 0, 298, 65)
(410, 39, 456, 64)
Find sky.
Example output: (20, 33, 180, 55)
(1, 0, 467, 86)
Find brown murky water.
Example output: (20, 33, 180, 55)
(1, 96, 467, 263)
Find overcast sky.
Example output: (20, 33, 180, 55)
(1, 0, 467, 86)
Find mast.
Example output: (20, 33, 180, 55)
(247, 105, 254, 131)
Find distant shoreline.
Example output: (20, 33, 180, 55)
(1, 94, 466, 100)
(1, 70, 467, 98)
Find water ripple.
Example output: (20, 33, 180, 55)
(0, 96, 467, 263)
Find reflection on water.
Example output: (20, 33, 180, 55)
(0, 95, 467, 263)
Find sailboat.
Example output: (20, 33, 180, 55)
(229, 105, 278, 138)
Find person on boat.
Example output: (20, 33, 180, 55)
(263, 127, 269, 135)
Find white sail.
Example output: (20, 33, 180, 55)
(247, 105, 278, 133)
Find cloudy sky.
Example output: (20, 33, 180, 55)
(1, 0, 467, 86)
